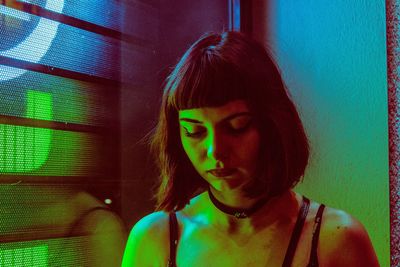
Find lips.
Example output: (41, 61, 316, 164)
(208, 168, 236, 177)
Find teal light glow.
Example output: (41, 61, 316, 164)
(0, 0, 64, 81)
(0, 90, 52, 173)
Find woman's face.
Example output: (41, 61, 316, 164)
(178, 100, 261, 192)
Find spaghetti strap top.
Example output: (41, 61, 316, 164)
(167, 210, 179, 267)
(167, 196, 326, 267)
(307, 202, 326, 267)
(282, 196, 311, 266)
(282, 197, 326, 267)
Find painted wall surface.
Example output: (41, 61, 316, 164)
(252, 1, 389, 266)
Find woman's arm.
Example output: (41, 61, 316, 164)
(321, 209, 380, 267)
(122, 211, 169, 267)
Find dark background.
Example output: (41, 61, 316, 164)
(119, 0, 230, 228)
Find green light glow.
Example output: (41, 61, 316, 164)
(0, 245, 48, 267)
(0, 90, 52, 173)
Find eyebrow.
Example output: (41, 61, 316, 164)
(179, 112, 252, 124)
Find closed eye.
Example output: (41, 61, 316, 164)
(182, 127, 205, 138)
(228, 117, 253, 133)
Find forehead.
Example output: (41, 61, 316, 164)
(178, 100, 250, 122)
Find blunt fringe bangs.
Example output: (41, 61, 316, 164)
(151, 31, 310, 212)
(168, 34, 249, 110)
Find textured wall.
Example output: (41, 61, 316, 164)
(252, 1, 389, 266)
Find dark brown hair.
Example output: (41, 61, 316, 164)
(151, 31, 309, 212)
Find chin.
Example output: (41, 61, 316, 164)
(210, 178, 245, 192)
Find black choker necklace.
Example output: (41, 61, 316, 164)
(207, 188, 270, 219)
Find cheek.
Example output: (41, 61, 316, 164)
(236, 131, 261, 162)
(181, 138, 201, 166)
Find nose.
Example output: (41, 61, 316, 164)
(206, 130, 228, 162)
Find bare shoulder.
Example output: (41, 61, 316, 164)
(122, 211, 170, 267)
(129, 211, 170, 237)
(319, 206, 379, 267)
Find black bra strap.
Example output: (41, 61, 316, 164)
(282, 196, 310, 267)
(167, 212, 178, 267)
(307, 203, 326, 267)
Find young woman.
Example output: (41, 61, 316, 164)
(122, 31, 379, 267)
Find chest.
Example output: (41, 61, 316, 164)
(175, 220, 316, 267)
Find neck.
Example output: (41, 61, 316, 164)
(199, 189, 298, 233)
(208, 187, 269, 219)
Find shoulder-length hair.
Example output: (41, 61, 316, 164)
(151, 31, 310, 212)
